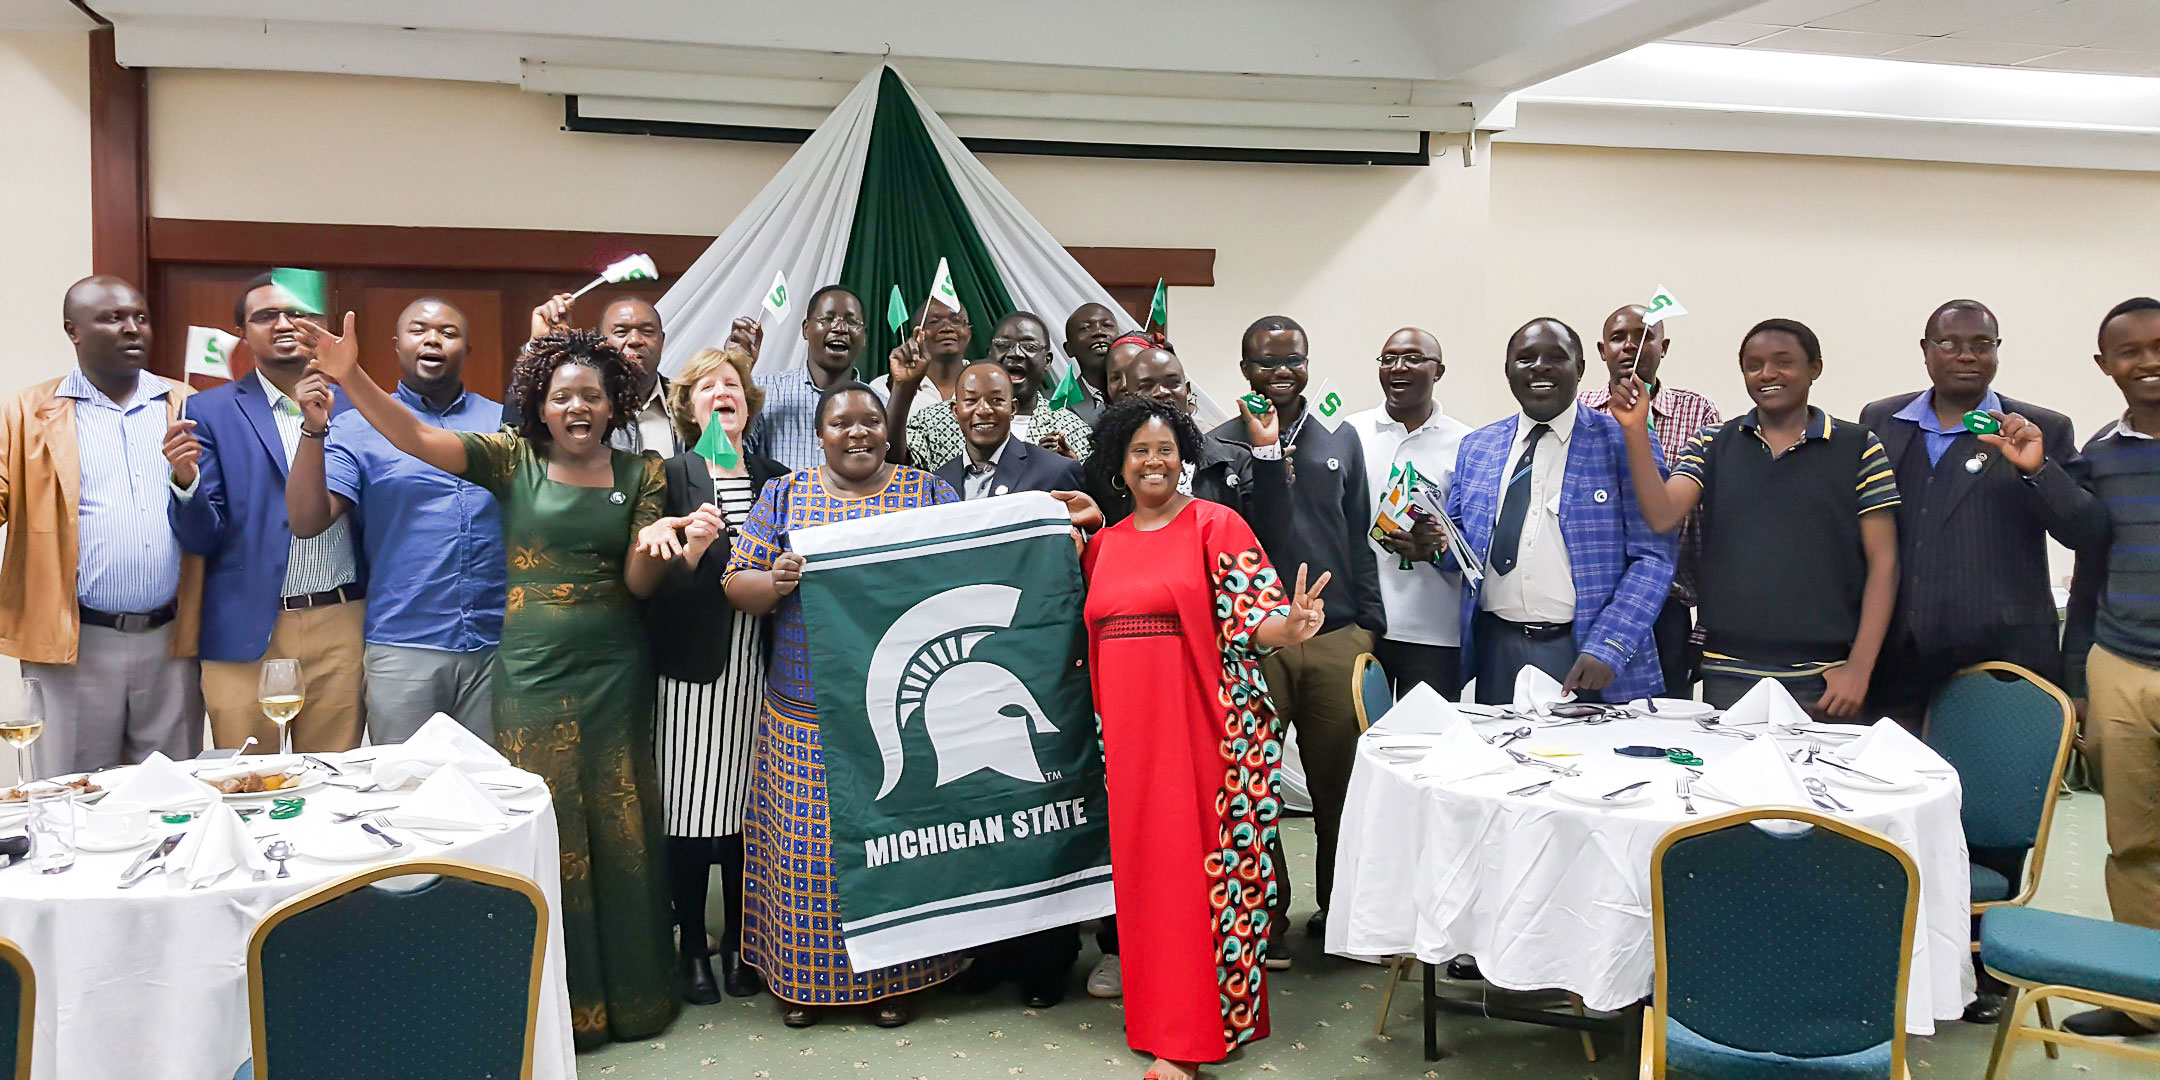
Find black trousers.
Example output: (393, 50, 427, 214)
(1373, 638, 1463, 700)
(967, 926, 1085, 995)
(1472, 611, 1590, 706)
(1869, 624, 2065, 733)
(1652, 596, 1697, 699)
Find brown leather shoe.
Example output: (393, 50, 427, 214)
(871, 998, 913, 1028)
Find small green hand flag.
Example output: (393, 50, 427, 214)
(925, 256, 960, 316)
(762, 269, 790, 324)
(1145, 278, 1169, 333)
(886, 284, 908, 333)
(1046, 362, 1085, 411)
(270, 268, 328, 317)
(694, 410, 740, 470)
(184, 326, 238, 381)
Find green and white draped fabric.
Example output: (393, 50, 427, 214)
(658, 65, 1138, 390)
(792, 492, 1114, 969)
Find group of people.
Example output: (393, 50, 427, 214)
(5, 266, 2160, 1074)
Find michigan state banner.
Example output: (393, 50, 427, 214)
(793, 492, 1113, 970)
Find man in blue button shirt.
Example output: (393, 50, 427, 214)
(286, 298, 505, 742)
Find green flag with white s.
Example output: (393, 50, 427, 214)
(792, 492, 1113, 969)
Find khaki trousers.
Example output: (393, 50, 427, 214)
(201, 601, 366, 753)
(2085, 645, 2160, 932)
(1263, 623, 1374, 919)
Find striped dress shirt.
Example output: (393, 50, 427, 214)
(254, 372, 359, 597)
(57, 369, 183, 612)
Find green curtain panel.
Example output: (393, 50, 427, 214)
(839, 67, 1017, 382)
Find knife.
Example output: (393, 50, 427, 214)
(119, 833, 186, 887)
(359, 822, 403, 850)
(1601, 780, 1653, 801)
(1813, 755, 1891, 785)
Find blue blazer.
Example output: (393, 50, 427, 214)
(1445, 409, 1675, 702)
(932, 435, 1084, 496)
(169, 375, 365, 662)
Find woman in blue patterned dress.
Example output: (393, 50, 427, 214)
(722, 381, 964, 1029)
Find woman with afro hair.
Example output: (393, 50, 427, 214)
(301, 313, 680, 1048)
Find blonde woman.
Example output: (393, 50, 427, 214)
(635, 347, 790, 1003)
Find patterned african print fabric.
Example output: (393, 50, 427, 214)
(722, 466, 970, 1004)
(1083, 498, 1288, 1061)
(451, 432, 678, 1048)
(904, 403, 1094, 470)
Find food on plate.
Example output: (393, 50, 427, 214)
(0, 775, 102, 802)
(211, 771, 298, 795)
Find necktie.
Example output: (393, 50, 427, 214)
(1489, 423, 1550, 575)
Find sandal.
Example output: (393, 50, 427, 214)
(871, 998, 912, 1028)
(780, 1003, 816, 1029)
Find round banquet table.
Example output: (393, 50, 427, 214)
(0, 751, 575, 1080)
(1324, 709, 1974, 1035)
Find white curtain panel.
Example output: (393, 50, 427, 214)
(656, 67, 882, 380)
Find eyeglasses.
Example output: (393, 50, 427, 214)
(812, 315, 866, 331)
(990, 339, 1046, 357)
(1376, 353, 1438, 368)
(921, 313, 968, 330)
(246, 307, 317, 327)
(1928, 338, 2000, 357)
(1245, 353, 1308, 370)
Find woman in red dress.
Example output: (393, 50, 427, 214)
(1081, 398, 1328, 1080)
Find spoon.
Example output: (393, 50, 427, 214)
(1488, 725, 1534, 748)
(265, 840, 295, 879)
(1803, 777, 1852, 813)
(1693, 717, 1755, 740)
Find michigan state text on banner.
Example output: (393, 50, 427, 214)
(793, 492, 1113, 970)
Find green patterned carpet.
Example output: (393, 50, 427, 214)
(581, 793, 2151, 1079)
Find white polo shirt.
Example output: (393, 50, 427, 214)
(1349, 403, 1473, 647)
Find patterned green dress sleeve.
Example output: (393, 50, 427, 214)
(451, 430, 523, 498)
(631, 454, 666, 532)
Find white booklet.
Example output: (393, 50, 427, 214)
(1419, 487, 1484, 586)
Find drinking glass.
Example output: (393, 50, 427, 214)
(2, 678, 46, 785)
(27, 785, 75, 874)
(258, 659, 304, 756)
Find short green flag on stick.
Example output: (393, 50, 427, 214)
(886, 285, 909, 333)
(694, 410, 740, 470)
(270, 268, 329, 316)
(1144, 278, 1168, 333)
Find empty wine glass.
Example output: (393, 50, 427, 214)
(3, 678, 47, 786)
(258, 660, 304, 756)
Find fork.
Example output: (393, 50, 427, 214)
(1506, 748, 1580, 776)
(331, 806, 401, 823)
(1677, 777, 1698, 816)
(374, 815, 451, 846)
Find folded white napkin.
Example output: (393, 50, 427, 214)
(103, 751, 217, 811)
(1838, 718, 1952, 778)
(1513, 666, 1573, 712)
(165, 801, 271, 888)
(1693, 737, 1807, 807)
(370, 713, 510, 789)
(385, 767, 509, 831)
(1370, 683, 1466, 735)
(1718, 677, 1812, 729)
(1410, 723, 1519, 785)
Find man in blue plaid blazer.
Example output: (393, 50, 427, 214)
(1444, 318, 1675, 704)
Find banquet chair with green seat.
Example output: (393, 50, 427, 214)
(1921, 662, 2074, 913)
(1642, 808, 1918, 1080)
(235, 860, 546, 1080)
(1350, 652, 1391, 732)
(1977, 906, 2160, 1078)
(0, 933, 31, 1080)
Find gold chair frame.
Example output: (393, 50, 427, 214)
(1640, 807, 1919, 1080)
(0, 934, 31, 1080)
(245, 859, 548, 1080)
(1350, 651, 1383, 732)
(1979, 977, 2160, 1079)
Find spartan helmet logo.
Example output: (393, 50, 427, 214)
(865, 583, 1058, 800)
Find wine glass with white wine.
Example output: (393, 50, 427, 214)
(2, 678, 45, 785)
(258, 659, 304, 757)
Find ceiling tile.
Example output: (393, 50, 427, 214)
(1882, 37, 2065, 65)
(2014, 46, 2160, 73)
(1664, 21, 1787, 46)
(1954, 0, 2154, 47)
(1726, 1, 1875, 28)
(1741, 26, 1934, 55)
(1813, 0, 2064, 37)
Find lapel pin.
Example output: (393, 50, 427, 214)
(995, 484, 1009, 496)
(1964, 453, 1988, 474)
(1327, 457, 1341, 471)
(609, 491, 627, 504)
(1594, 489, 1609, 504)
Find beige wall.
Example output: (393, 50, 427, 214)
(1486, 143, 2160, 440)
(2, 30, 93, 390)
(145, 68, 1493, 411)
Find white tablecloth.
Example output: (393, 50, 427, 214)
(1326, 713, 1974, 1034)
(0, 751, 574, 1080)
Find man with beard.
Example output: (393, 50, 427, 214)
(1062, 302, 1120, 425)
(747, 285, 870, 471)
(1212, 315, 1383, 955)
(1579, 304, 1720, 697)
(284, 298, 507, 742)
(168, 272, 367, 751)
(1347, 327, 1473, 697)
(4, 276, 203, 771)
(903, 311, 1092, 469)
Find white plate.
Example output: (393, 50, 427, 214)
(77, 830, 158, 853)
(1816, 766, 1923, 794)
(1549, 778, 1656, 808)
(301, 827, 404, 863)
(1629, 698, 1715, 720)
(1370, 747, 1432, 766)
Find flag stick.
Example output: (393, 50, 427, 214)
(568, 276, 609, 302)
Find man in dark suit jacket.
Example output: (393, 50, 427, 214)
(166, 273, 369, 753)
(934, 362, 1085, 499)
(1861, 300, 2107, 726)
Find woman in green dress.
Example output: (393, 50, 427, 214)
(300, 315, 679, 1049)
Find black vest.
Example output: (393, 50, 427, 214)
(1697, 417, 1871, 664)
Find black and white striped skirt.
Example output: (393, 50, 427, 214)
(654, 609, 765, 836)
